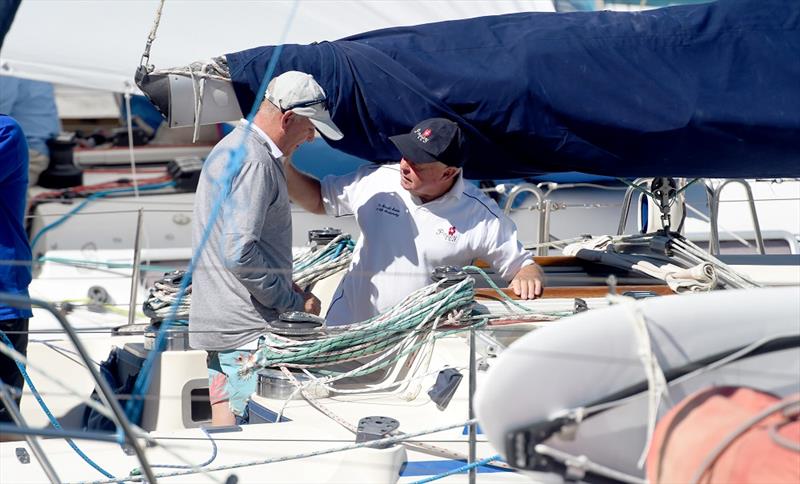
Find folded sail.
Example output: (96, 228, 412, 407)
(227, 0, 800, 179)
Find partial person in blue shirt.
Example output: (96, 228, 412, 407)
(0, 114, 33, 430)
(0, 76, 61, 186)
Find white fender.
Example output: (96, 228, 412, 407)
(476, 287, 800, 477)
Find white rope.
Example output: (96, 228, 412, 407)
(669, 237, 761, 288)
(144, 280, 192, 319)
(562, 235, 615, 256)
(275, 366, 511, 470)
(523, 235, 590, 251)
(140, 0, 166, 72)
(561, 233, 760, 290)
(631, 260, 717, 293)
(292, 234, 354, 287)
(607, 294, 669, 469)
(534, 444, 646, 484)
(123, 90, 139, 199)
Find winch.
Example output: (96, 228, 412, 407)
(143, 324, 190, 351)
(308, 227, 342, 247)
(431, 265, 469, 289)
(266, 311, 326, 337)
(256, 368, 313, 400)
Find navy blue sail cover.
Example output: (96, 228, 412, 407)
(227, 0, 800, 180)
(0, 0, 22, 52)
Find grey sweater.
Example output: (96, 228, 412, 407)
(189, 124, 303, 350)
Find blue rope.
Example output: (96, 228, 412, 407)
(331, 239, 348, 259)
(410, 454, 504, 484)
(126, 0, 301, 424)
(0, 330, 116, 479)
(30, 181, 176, 250)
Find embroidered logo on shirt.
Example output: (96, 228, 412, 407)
(436, 225, 459, 243)
(376, 202, 401, 217)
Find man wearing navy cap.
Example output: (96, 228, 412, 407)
(286, 118, 543, 325)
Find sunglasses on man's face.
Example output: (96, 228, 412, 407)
(282, 97, 326, 111)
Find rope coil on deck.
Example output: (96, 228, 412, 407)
(292, 234, 355, 288)
(240, 273, 480, 378)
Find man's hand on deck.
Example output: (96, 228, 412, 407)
(509, 264, 544, 299)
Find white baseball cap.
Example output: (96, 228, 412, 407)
(265, 71, 344, 140)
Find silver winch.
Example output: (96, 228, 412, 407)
(308, 227, 342, 247)
(143, 324, 190, 351)
(431, 265, 469, 290)
(256, 368, 313, 400)
(266, 311, 326, 337)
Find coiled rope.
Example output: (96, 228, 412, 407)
(292, 234, 355, 288)
(240, 274, 479, 377)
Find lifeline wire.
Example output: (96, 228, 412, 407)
(71, 419, 478, 484)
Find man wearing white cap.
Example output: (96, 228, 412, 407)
(189, 71, 343, 426)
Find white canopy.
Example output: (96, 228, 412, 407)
(0, 0, 554, 93)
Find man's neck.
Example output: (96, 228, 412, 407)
(248, 118, 284, 158)
(414, 177, 458, 203)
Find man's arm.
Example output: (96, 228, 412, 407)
(509, 262, 544, 300)
(284, 157, 325, 214)
(222, 156, 305, 313)
(476, 195, 545, 299)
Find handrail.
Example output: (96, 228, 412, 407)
(0, 293, 157, 483)
(705, 179, 765, 255)
(502, 183, 550, 256)
(616, 178, 651, 235)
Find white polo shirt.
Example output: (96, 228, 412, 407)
(320, 163, 533, 326)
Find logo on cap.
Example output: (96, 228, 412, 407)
(390, 117, 464, 167)
(414, 127, 432, 143)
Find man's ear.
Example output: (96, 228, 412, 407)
(442, 167, 459, 181)
(280, 111, 294, 131)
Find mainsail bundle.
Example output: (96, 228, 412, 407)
(222, 0, 799, 179)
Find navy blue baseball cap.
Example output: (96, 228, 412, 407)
(389, 118, 466, 167)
